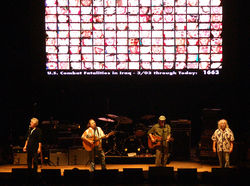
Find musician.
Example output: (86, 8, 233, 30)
(23, 117, 42, 171)
(81, 119, 111, 171)
(148, 115, 171, 167)
(211, 119, 235, 168)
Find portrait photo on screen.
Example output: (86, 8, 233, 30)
(45, 0, 223, 76)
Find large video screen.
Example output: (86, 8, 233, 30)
(45, 0, 222, 76)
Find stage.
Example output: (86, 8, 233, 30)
(0, 161, 218, 175)
(1, 160, 248, 185)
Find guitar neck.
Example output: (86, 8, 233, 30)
(93, 131, 114, 141)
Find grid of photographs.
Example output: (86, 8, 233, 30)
(45, 0, 223, 71)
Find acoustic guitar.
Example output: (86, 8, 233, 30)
(148, 135, 174, 149)
(82, 131, 115, 151)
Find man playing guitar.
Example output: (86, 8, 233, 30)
(81, 119, 113, 171)
(148, 115, 171, 167)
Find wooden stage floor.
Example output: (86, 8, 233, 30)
(0, 161, 219, 175)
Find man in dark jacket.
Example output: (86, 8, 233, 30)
(23, 118, 42, 171)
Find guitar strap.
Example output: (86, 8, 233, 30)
(94, 127, 96, 141)
(97, 127, 100, 137)
(95, 127, 101, 145)
(162, 125, 165, 150)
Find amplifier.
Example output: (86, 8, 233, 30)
(69, 148, 89, 165)
(49, 149, 68, 166)
(13, 153, 27, 165)
(170, 120, 191, 160)
(171, 119, 191, 131)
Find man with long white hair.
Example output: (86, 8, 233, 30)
(211, 119, 234, 168)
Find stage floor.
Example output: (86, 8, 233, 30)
(0, 161, 219, 175)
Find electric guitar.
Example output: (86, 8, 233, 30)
(148, 135, 174, 149)
(82, 131, 115, 151)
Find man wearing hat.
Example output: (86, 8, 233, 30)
(148, 115, 171, 167)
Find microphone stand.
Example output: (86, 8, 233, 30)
(161, 124, 165, 166)
(105, 120, 121, 156)
(93, 127, 96, 171)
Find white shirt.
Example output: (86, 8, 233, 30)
(81, 127, 105, 140)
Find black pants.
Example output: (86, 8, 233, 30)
(27, 150, 38, 171)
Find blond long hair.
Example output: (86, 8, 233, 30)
(217, 119, 229, 129)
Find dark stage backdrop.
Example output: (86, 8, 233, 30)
(4, 0, 249, 156)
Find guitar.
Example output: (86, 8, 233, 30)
(82, 131, 115, 151)
(148, 135, 174, 149)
